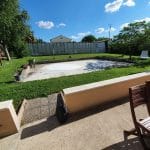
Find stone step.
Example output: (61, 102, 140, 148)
(21, 93, 58, 125)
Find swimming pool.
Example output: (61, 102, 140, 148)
(22, 59, 131, 82)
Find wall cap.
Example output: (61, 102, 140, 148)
(63, 72, 150, 95)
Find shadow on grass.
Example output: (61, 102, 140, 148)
(0, 80, 15, 84)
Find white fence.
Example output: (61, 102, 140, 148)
(28, 42, 106, 56)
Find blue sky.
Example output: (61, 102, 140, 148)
(20, 0, 150, 42)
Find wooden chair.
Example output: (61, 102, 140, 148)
(146, 81, 150, 115)
(129, 83, 150, 149)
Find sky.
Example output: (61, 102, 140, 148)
(20, 0, 150, 42)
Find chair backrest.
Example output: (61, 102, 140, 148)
(146, 81, 150, 115)
(129, 84, 147, 125)
(129, 84, 147, 108)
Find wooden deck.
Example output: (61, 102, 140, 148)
(0, 98, 149, 150)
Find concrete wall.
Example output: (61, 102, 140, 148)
(0, 100, 20, 138)
(28, 42, 106, 56)
(63, 72, 150, 113)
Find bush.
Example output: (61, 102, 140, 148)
(109, 42, 129, 55)
(139, 42, 150, 51)
(81, 35, 97, 43)
(11, 40, 29, 58)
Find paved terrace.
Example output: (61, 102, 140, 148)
(0, 98, 149, 150)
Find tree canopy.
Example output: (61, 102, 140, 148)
(81, 35, 109, 43)
(111, 21, 150, 56)
(97, 37, 109, 42)
(81, 35, 97, 43)
(0, 0, 33, 58)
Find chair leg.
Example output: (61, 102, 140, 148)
(139, 135, 149, 150)
(136, 127, 149, 150)
(124, 128, 149, 149)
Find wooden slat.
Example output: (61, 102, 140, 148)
(129, 84, 147, 108)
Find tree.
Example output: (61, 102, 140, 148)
(36, 38, 45, 43)
(111, 21, 150, 58)
(0, 0, 33, 58)
(0, 0, 18, 60)
(10, 10, 32, 57)
(140, 22, 150, 50)
(25, 31, 35, 43)
(97, 37, 109, 42)
(81, 35, 97, 43)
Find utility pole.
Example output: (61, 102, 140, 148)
(108, 24, 112, 40)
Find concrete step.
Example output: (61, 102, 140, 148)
(21, 93, 58, 125)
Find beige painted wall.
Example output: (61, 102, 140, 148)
(63, 72, 150, 113)
(0, 100, 19, 138)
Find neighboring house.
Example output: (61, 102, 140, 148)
(50, 35, 72, 43)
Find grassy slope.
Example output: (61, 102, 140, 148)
(0, 53, 150, 109)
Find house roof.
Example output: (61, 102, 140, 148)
(50, 35, 72, 41)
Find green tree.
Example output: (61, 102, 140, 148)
(0, 0, 32, 58)
(97, 37, 109, 42)
(111, 21, 150, 58)
(36, 38, 45, 43)
(0, 0, 18, 60)
(81, 35, 97, 43)
(25, 31, 35, 43)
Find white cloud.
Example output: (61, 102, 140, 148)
(105, 0, 135, 13)
(120, 22, 129, 29)
(105, 0, 123, 13)
(134, 17, 150, 23)
(71, 32, 91, 40)
(58, 23, 66, 28)
(105, 27, 116, 32)
(36, 21, 54, 29)
(149, 1, 150, 5)
(120, 17, 150, 29)
(123, 0, 135, 7)
(95, 28, 105, 34)
(110, 27, 116, 32)
(95, 27, 116, 34)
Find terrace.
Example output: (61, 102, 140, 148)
(0, 98, 149, 150)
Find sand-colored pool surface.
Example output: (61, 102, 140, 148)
(22, 59, 131, 82)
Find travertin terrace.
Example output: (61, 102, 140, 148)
(0, 97, 149, 150)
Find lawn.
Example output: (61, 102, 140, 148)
(0, 53, 150, 109)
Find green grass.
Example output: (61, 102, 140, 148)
(0, 53, 150, 109)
